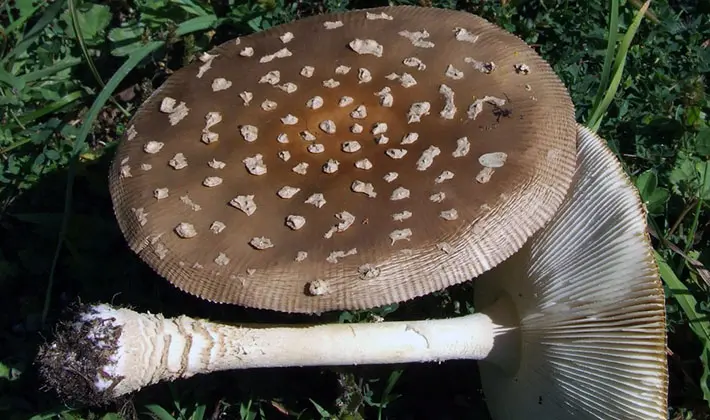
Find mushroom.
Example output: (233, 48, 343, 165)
(109, 6, 577, 313)
(39, 125, 668, 418)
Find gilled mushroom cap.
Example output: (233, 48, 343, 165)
(475, 125, 668, 418)
(109, 6, 577, 313)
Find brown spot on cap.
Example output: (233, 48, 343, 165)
(109, 6, 576, 313)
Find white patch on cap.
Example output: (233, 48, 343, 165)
(169, 153, 188, 170)
(464, 57, 496, 74)
(392, 211, 412, 222)
(339, 96, 354, 107)
(351, 180, 377, 198)
(240, 125, 259, 142)
(390, 186, 410, 201)
(348, 39, 384, 57)
(335, 65, 351, 74)
(249, 237, 274, 250)
(292, 162, 309, 175)
(326, 248, 358, 263)
(259, 47, 292, 63)
(175, 222, 197, 238)
(229, 195, 257, 215)
(208, 159, 226, 169)
(467, 96, 506, 120)
(389, 228, 413, 244)
(401, 132, 419, 145)
(214, 252, 230, 266)
(210, 221, 226, 234)
(212, 78, 232, 91)
(453, 137, 471, 157)
(383, 172, 398, 183)
(144, 141, 164, 154)
(276, 82, 298, 94)
(280, 32, 294, 43)
(239, 91, 254, 106)
(286, 215, 306, 230)
(435, 170, 455, 183)
(281, 114, 299, 125)
(243, 154, 267, 175)
(351, 105, 367, 119)
(403, 57, 426, 71)
(385, 72, 417, 88)
(398, 30, 434, 48)
(358, 68, 373, 83)
(342, 141, 362, 153)
(319, 120, 336, 134)
(305, 193, 326, 208)
(479, 152, 508, 168)
(307, 143, 325, 154)
(154, 188, 169, 200)
(323, 78, 340, 88)
(386, 148, 407, 159)
(407, 102, 430, 123)
(514, 63, 531, 74)
(476, 167, 495, 183)
(416, 146, 440, 171)
(374, 87, 393, 107)
(323, 21, 344, 29)
(439, 209, 459, 221)
(307, 96, 324, 110)
(300, 66, 315, 77)
(354, 158, 373, 170)
(180, 195, 201, 211)
(300, 130, 316, 141)
(277, 186, 300, 199)
(307, 279, 328, 296)
(261, 99, 277, 111)
(322, 159, 340, 173)
(203, 176, 223, 187)
(259, 70, 281, 85)
(366, 11, 393, 20)
(439, 84, 457, 119)
(278, 150, 291, 162)
(429, 192, 446, 203)
(445, 64, 464, 80)
(454, 27, 479, 43)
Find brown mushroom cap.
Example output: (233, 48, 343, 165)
(109, 6, 577, 313)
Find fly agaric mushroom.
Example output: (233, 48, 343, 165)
(39, 125, 667, 418)
(110, 6, 577, 313)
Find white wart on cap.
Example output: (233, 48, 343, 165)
(109, 6, 577, 313)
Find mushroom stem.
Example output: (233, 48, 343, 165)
(38, 298, 517, 404)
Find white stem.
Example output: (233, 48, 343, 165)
(39, 298, 515, 402)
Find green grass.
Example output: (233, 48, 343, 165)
(1, 0, 709, 418)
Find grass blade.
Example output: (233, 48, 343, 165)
(591, 0, 619, 113)
(20, 57, 82, 83)
(588, 0, 650, 131)
(656, 250, 710, 343)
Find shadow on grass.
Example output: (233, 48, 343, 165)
(0, 150, 489, 419)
